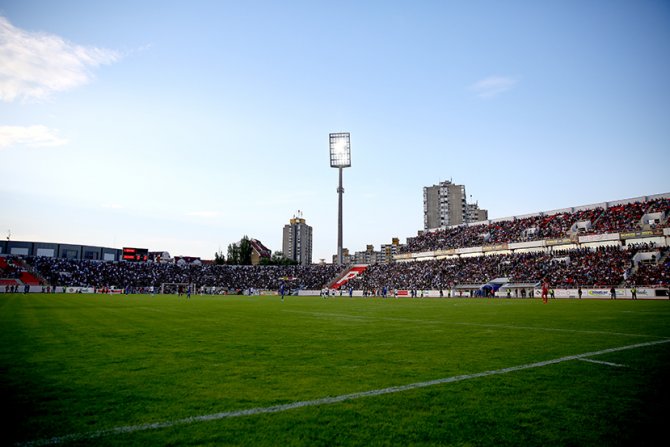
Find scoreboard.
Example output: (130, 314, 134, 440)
(122, 247, 149, 262)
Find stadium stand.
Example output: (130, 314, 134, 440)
(7, 243, 666, 293)
(347, 246, 639, 291)
(2, 194, 668, 294)
(401, 197, 669, 253)
(19, 272, 42, 286)
(22, 257, 343, 292)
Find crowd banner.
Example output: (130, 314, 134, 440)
(620, 229, 663, 239)
(578, 233, 620, 243)
(545, 238, 573, 246)
(456, 246, 483, 255)
(413, 251, 435, 260)
(434, 248, 456, 256)
(483, 243, 509, 252)
(509, 240, 545, 250)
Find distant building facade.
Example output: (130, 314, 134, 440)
(250, 239, 271, 265)
(466, 202, 489, 223)
(0, 240, 121, 261)
(423, 180, 488, 230)
(282, 214, 313, 265)
(332, 248, 351, 265)
(353, 238, 403, 265)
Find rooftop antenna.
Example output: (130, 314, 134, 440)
(6, 229, 10, 242)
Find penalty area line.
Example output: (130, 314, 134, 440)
(18, 338, 670, 447)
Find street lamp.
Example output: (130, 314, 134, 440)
(329, 132, 351, 265)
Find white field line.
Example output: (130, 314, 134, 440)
(18, 339, 670, 447)
(578, 358, 628, 367)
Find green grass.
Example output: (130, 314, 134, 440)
(1, 294, 669, 446)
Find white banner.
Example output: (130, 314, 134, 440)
(414, 251, 436, 259)
(577, 288, 660, 299)
(456, 246, 483, 254)
(578, 233, 620, 243)
(508, 240, 546, 250)
(66, 287, 95, 294)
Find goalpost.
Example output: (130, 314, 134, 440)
(160, 283, 196, 295)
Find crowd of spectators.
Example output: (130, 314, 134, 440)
(24, 257, 342, 292)
(401, 198, 669, 253)
(3, 198, 668, 293)
(626, 247, 670, 286)
(3, 245, 667, 293)
(348, 246, 667, 291)
(0, 257, 22, 280)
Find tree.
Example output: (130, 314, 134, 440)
(260, 251, 298, 266)
(226, 243, 240, 265)
(214, 250, 226, 265)
(273, 251, 298, 265)
(239, 235, 252, 265)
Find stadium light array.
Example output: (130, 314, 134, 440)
(329, 132, 351, 265)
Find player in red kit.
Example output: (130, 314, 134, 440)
(541, 279, 549, 304)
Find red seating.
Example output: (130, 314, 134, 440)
(19, 272, 41, 286)
(329, 265, 368, 289)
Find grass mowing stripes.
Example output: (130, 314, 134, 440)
(1, 294, 669, 446)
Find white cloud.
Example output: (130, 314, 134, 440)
(471, 76, 518, 99)
(0, 16, 120, 102)
(0, 125, 68, 149)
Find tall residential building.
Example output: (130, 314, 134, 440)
(282, 213, 313, 265)
(423, 180, 488, 230)
(423, 180, 467, 230)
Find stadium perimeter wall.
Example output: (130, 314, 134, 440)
(298, 288, 669, 299)
(3, 286, 667, 299)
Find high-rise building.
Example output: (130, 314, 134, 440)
(423, 180, 488, 230)
(282, 213, 313, 265)
(423, 180, 467, 230)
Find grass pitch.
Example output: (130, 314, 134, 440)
(1, 294, 669, 446)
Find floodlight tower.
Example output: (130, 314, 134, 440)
(329, 132, 351, 265)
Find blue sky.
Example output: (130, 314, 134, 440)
(1, 0, 669, 262)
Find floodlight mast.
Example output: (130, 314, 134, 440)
(329, 132, 351, 266)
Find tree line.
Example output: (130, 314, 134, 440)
(214, 235, 297, 266)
